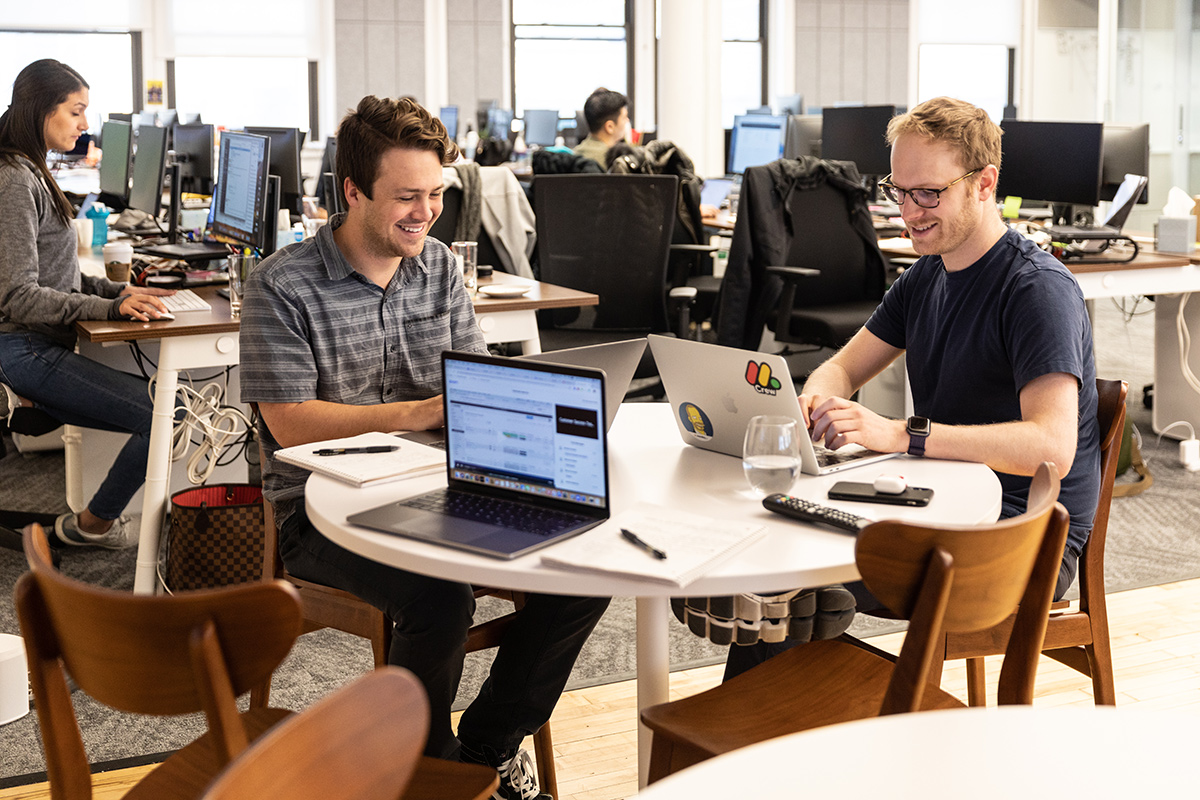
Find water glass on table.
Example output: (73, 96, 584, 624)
(226, 253, 259, 318)
(742, 415, 801, 496)
(452, 240, 477, 292)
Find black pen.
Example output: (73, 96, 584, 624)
(313, 445, 400, 456)
(621, 528, 667, 560)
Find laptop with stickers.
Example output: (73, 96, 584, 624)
(647, 335, 898, 476)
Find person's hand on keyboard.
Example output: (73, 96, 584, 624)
(118, 284, 175, 321)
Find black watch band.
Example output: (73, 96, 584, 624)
(906, 416, 930, 457)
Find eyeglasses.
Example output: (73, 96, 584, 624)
(878, 170, 979, 209)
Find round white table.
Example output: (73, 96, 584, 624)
(633, 705, 1200, 798)
(305, 402, 1002, 786)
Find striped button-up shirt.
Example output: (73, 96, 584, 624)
(239, 213, 486, 515)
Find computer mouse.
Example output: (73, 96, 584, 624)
(873, 475, 907, 494)
(154, 311, 175, 321)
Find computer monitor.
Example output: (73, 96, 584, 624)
(486, 108, 514, 141)
(171, 123, 214, 195)
(1101, 123, 1150, 204)
(727, 114, 787, 174)
(211, 131, 271, 250)
(784, 114, 823, 159)
(244, 126, 304, 217)
(98, 119, 132, 207)
(316, 136, 338, 211)
(178, 111, 203, 125)
(159, 109, 178, 128)
(523, 109, 559, 147)
(439, 105, 459, 140)
(997, 120, 1104, 210)
(128, 124, 168, 218)
(820, 105, 896, 177)
(108, 112, 133, 125)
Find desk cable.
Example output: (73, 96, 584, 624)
(148, 378, 253, 485)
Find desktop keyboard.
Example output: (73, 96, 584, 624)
(762, 494, 871, 534)
(402, 489, 588, 536)
(160, 289, 212, 313)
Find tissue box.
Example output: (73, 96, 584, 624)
(1157, 216, 1196, 254)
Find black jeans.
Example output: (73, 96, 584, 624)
(279, 508, 610, 759)
(723, 547, 1080, 682)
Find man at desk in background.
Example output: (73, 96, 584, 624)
(727, 96, 1100, 678)
(240, 95, 609, 800)
(573, 87, 630, 167)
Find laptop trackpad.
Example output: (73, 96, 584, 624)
(349, 505, 501, 541)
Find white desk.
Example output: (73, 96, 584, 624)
(634, 705, 1200, 798)
(305, 402, 1002, 786)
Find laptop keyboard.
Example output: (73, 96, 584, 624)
(401, 489, 589, 537)
(814, 444, 886, 466)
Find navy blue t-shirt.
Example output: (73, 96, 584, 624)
(865, 227, 1100, 557)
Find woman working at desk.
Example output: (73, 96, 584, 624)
(0, 59, 173, 548)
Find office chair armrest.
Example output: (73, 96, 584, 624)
(766, 266, 821, 280)
(669, 243, 720, 253)
(667, 286, 697, 339)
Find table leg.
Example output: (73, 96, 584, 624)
(636, 596, 671, 788)
(62, 425, 85, 513)
(518, 337, 542, 355)
(132, 357, 180, 594)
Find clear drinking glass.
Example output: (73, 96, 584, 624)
(742, 415, 801, 496)
(226, 253, 259, 317)
(451, 240, 477, 291)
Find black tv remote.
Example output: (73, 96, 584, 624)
(762, 494, 872, 534)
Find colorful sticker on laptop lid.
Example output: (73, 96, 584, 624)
(678, 402, 713, 441)
(745, 360, 781, 396)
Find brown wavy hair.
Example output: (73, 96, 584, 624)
(334, 96, 459, 205)
(0, 59, 89, 226)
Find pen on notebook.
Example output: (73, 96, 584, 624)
(312, 445, 400, 456)
(620, 528, 667, 560)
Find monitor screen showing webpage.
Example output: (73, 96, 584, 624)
(211, 131, 270, 249)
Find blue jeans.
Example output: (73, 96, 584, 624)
(0, 331, 154, 520)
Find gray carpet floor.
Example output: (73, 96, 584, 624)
(2, 295, 1199, 781)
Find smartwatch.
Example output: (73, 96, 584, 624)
(906, 416, 931, 457)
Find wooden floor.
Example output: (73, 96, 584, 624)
(6, 577, 1200, 800)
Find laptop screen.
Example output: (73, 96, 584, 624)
(443, 353, 609, 512)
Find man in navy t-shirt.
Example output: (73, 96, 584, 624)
(725, 96, 1099, 680)
(804, 96, 1099, 601)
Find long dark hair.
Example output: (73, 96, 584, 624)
(0, 59, 89, 226)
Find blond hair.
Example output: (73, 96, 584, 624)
(885, 97, 1001, 174)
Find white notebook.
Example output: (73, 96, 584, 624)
(275, 431, 445, 488)
(540, 504, 768, 588)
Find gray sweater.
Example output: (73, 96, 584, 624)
(0, 155, 125, 347)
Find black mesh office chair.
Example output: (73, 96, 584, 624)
(532, 174, 693, 369)
(428, 184, 503, 272)
(715, 157, 887, 354)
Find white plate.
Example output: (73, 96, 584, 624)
(477, 284, 531, 298)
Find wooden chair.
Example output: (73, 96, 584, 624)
(16, 523, 303, 800)
(942, 378, 1128, 706)
(253, 438, 558, 796)
(202, 667, 497, 800)
(639, 463, 1070, 783)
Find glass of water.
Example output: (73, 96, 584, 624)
(742, 415, 801, 496)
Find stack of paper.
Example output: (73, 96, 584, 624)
(275, 432, 445, 488)
(540, 504, 767, 588)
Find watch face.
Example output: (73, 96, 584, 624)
(908, 416, 931, 436)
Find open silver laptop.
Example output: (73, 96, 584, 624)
(648, 335, 898, 476)
(349, 351, 610, 559)
(402, 339, 645, 449)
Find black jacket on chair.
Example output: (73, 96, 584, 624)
(715, 157, 886, 350)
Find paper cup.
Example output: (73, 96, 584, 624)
(102, 242, 133, 283)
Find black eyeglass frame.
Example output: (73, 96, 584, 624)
(878, 169, 980, 209)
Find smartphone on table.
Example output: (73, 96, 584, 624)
(827, 481, 933, 507)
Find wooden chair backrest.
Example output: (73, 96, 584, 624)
(17, 525, 304, 780)
(201, 667, 427, 800)
(855, 463, 1070, 712)
(1082, 379, 1128, 603)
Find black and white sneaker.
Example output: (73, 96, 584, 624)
(461, 744, 551, 800)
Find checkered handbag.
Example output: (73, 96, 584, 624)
(164, 484, 265, 591)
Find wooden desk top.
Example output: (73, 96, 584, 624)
(700, 210, 736, 231)
(76, 285, 237, 344)
(75, 273, 599, 344)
